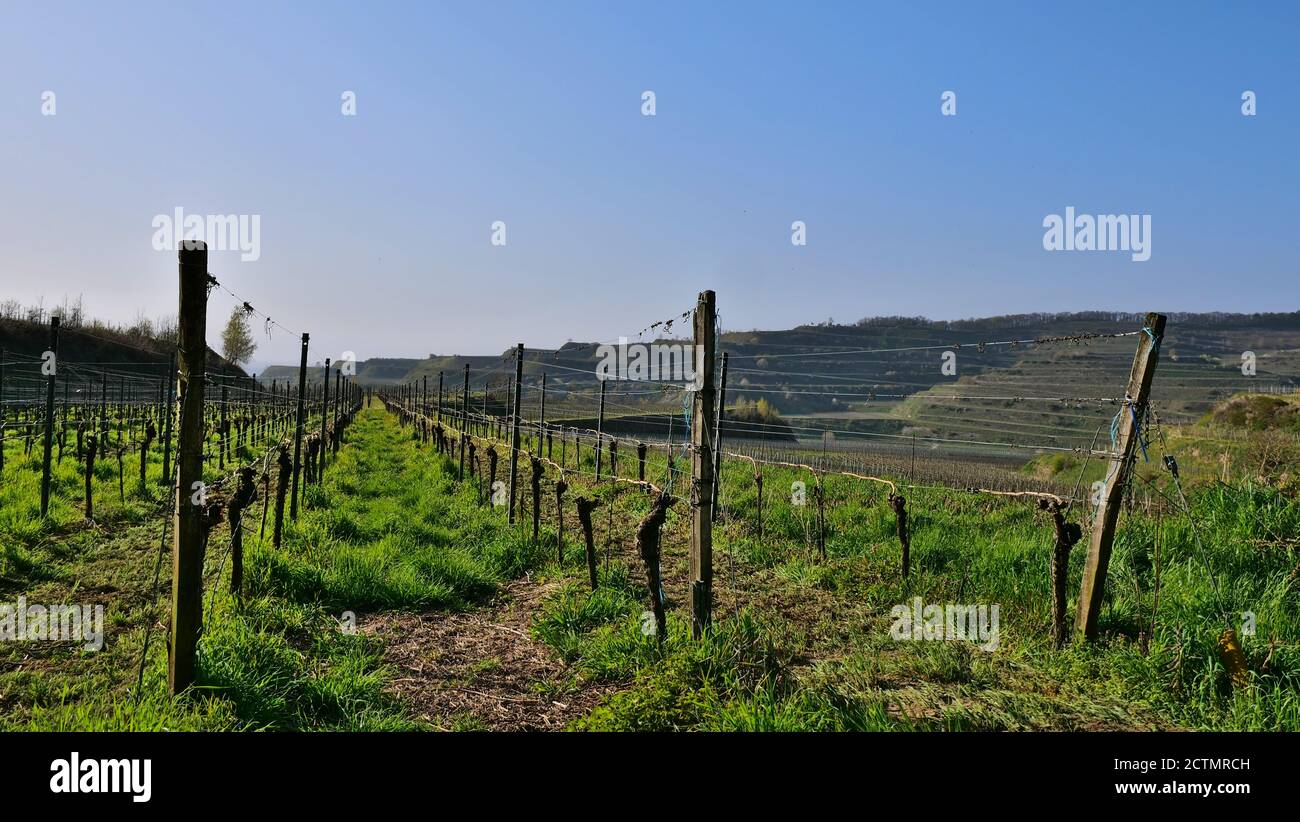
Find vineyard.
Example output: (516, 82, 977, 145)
(1, 245, 1297, 732)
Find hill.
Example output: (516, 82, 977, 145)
(255, 310, 1300, 450)
(0, 316, 245, 377)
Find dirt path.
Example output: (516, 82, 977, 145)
(365, 577, 617, 731)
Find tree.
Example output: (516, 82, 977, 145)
(221, 307, 256, 367)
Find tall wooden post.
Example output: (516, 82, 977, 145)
(507, 344, 524, 524)
(39, 316, 60, 516)
(437, 371, 443, 422)
(690, 290, 717, 638)
(170, 242, 209, 694)
(290, 333, 309, 520)
(711, 351, 728, 519)
(1076, 313, 1167, 640)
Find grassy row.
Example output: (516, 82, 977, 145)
(1, 404, 548, 730)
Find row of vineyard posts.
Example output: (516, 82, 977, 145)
(0, 269, 1172, 689)
(0, 243, 362, 694)
(374, 289, 1168, 653)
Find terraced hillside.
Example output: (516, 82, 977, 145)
(257, 311, 1300, 453)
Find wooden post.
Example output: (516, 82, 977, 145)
(170, 241, 208, 694)
(1076, 313, 1167, 640)
(507, 344, 523, 524)
(711, 351, 728, 520)
(39, 316, 59, 516)
(690, 289, 717, 638)
(290, 333, 309, 520)
(436, 371, 443, 423)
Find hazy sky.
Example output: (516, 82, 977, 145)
(2, 1, 1297, 370)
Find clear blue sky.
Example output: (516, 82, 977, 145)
(2, 1, 1297, 370)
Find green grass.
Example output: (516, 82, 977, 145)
(5, 399, 1299, 731)
(0, 404, 547, 730)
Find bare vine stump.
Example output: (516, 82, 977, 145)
(889, 493, 910, 577)
(554, 477, 568, 562)
(636, 492, 671, 644)
(139, 422, 156, 485)
(84, 434, 97, 520)
(273, 445, 292, 548)
(813, 479, 826, 561)
(259, 469, 271, 539)
(576, 496, 600, 590)
(530, 456, 543, 542)
(1040, 499, 1082, 648)
(229, 466, 258, 599)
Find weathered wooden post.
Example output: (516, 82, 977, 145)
(507, 345, 524, 524)
(690, 289, 717, 638)
(1076, 313, 1167, 640)
(637, 441, 647, 481)
(289, 332, 309, 520)
(39, 316, 59, 516)
(170, 241, 209, 694)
